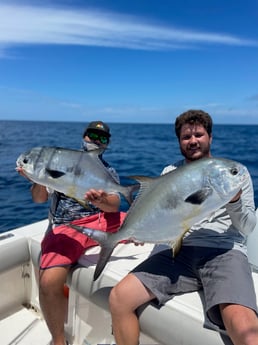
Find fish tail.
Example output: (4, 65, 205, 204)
(67, 224, 117, 280)
(67, 224, 109, 245)
(93, 244, 117, 280)
(122, 183, 140, 205)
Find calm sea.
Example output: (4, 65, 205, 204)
(1, 120, 258, 233)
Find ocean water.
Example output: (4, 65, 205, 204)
(1, 120, 258, 233)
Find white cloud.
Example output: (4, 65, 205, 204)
(0, 3, 257, 56)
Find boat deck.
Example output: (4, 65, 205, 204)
(0, 307, 51, 345)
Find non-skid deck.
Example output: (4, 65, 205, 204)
(0, 307, 51, 345)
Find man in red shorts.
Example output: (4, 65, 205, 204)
(18, 120, 126, 345)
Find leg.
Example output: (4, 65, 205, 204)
(110, 247, 200, 345)
(220, 303, 258, 345)
(39, 266, 70, 345)
(109, 273, 155, 345)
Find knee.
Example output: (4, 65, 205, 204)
(39, 273, 54, 296)
(109, 284, 124, 313)
(237, 318, 258, 345)
(234, 324, 258, 345)
(39, 269, 66, 296)
(220, 304, 258, 345)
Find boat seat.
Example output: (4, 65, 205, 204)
(0, 234, 30, 273)
(0, 234, 31, 317)
(29, 237, 258, 344)
(70, 243, 233, 345)
(30, 238, 42, 269)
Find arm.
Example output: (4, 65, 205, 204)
(16, 167, 49, 203)
(225, 171, 256, 236)
(85, 189, 120, 212)
(30, 183, 49, 203)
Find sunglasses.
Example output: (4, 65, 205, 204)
(87, 131, 109, 144)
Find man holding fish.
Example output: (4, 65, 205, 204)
(17, 121, 129, 345)
(109, 110, 258, 345)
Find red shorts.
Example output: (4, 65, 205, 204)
(40, 212, 127, 269)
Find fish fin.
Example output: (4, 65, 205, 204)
(45, 168, 66, 179)
(86, 151, 138, 206)
(119, 175, 152, 206)
(170, 227, 191, 257)
(93, 244, 117, 281)
(67, 225, 109, 246)
(170, 237, 183, 257)
(123, 183, 140, 205)
(119, 176, 155, 225)
(67, 224, 117, 280)
(184, 187, 212, 205)
(127, 175, 156, 200)
(128, 175, 156, 183)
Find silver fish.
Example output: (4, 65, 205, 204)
(69, 157, 247, 280)
(16, 146, 137, 205)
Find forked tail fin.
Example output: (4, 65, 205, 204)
(93, 244, 117, 280)
(67, 224, 117, 280)
(123, 182, 140, 205)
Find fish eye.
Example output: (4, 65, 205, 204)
(23, 158, 28, 164)
(230, 167, 239, 176)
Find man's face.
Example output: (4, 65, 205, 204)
(179, 123, 212, 162)
(84, 131, 109, 149)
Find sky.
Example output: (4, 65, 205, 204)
(0, 0, 258, 124)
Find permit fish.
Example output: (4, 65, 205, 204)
(16, 146, 138, 206)
(69, 157, 247, 280)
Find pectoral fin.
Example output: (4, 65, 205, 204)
(184, 187, 212, 205)
(45, 168, 66, 179)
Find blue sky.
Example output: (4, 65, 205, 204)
(0, 0, 258, 124)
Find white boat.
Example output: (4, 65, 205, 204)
(1, 210, 258, 345)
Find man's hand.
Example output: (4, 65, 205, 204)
(85, 189, 120, 212)
(85, 189, 108, 205)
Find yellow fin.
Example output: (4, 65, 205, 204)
(170, 228, 190, 257)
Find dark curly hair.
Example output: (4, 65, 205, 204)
(175, 109, 213, 139)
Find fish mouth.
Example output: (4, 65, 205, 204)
(16, 154, 26, 168)
(16, 157, 23, 168)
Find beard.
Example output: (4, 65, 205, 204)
(180, 143, 211, 162)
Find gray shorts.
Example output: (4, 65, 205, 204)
(132, 246, 257, 329)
